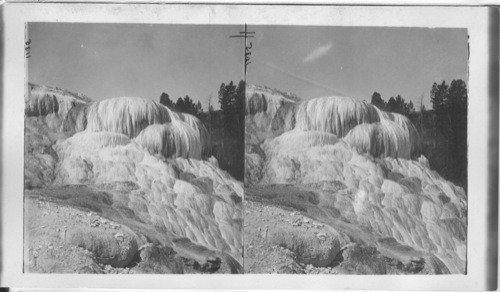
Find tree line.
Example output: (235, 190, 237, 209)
(371, 92, 415, 117)
(160, 93, 204, 118)
(370, 79, 468, 190)
(215, 81, 245, 180)
(158, 79, 467, 189)
(159, 80, 245, 181)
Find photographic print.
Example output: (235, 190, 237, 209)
(23, 23, 244, 274)
(4, 3, 495, 289)
(244, 26, 468, 274)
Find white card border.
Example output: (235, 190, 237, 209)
(1, 3, 493, 290)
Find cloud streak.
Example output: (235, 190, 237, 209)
(255, 58, 350, 97)
(303, 42, 333, 63)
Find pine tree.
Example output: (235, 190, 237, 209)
(175, 97, 185, 113)
(370, 92, 385, 110)
(395, 95, 404, 114)
(408, 100, 415, 114)
(183, 95, 193, 115)
(217, 80, 245, 181)
(207, 94, 213, 143)
(447, 79, 468, 189)
(426, 80, 468, 188)
(159, 92, 174, 109)
(195, 101, 203, 117)
(234, 80, 246, 138)
(431, 81, 450, 141)
(219, 81, 236, 136)
(387, 96, 397, 113)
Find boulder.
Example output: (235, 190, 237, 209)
(333, 243, 388, 274)
(269, 226, 340, 267)
(130, 244, 184, 274)
(67, 227, 138, 268)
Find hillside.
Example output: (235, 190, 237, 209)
(244, 85, 467, 274)
(24, 84, 243, 274)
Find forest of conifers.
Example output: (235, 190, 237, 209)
(159, 78, 467, 190)
(370, 79, 468, 190)
(159, 80, 245, 181)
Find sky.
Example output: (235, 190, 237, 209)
(28, 23, 468, 110)
(28, 23, 243, 109)
(248, 26, 468, 108)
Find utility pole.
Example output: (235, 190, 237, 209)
(230, 24, 255, 84)
(420, 93, 424, 152)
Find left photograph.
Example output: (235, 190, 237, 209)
(24, 23, 244, 274)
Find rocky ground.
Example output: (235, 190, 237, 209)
(24, 186, 239, 274)
(243, 185, 447, 274)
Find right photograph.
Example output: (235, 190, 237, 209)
(244, 26, 468, 274)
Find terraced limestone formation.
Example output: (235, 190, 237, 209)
(24, 84, 243, 274)
(244, 84, 466, 274)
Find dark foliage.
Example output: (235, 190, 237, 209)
(159, 92, 203, 118)
(370, 92, 385, 110)
(370, 80, 468, 190)
(159, 92, 174, 109)
(371, 92, 414, 116)
(214, 80, 245, 180)
(427, 80, 468, 190)
(159, 81, 245, 181)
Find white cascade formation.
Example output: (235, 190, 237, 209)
(26, 89, 243, 264)
(246, 85, 467, 273)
